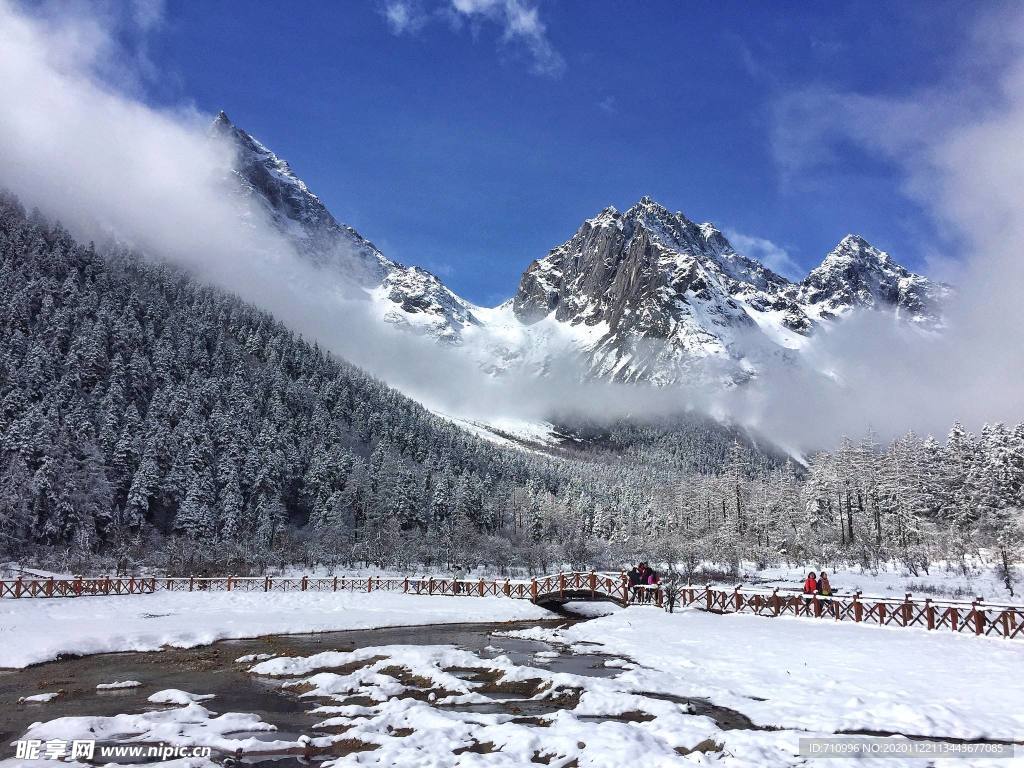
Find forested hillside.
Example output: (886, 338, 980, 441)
(0, 195, 764, 573)
(0, 195, 1020, 585)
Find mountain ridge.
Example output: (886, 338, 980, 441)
(212, 111, 479, 343)
(212, 112, 948, 385)
(510, 197, 948, 383)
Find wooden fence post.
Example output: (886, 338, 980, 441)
(589, 571, 597, 596)
(367, 577, 373, 593)
(403, 577, 409, 593)
(74, 575, 83, 597)
(772, 588, 780, 616)
(503, 579, 510, 597)
(189, 575, 194, 592)
(226, 575, 233, 592)
(264, 575, 270, 592)
(428, 577, 434, 595)
(333, 576, 338, 592)
(531, 577, 538, 602)
(903, 593, 913, 626)
(14, 577, 22, 598)
(853, 591, 862, 622)
(733, 584, 742, 612)
(925, 598, 934, 630)
(706, 583, 713, 611)
(105, 575, 112, 595)
(46, 577, 54, 597)
(973, 598, 984, 636)
(559, 573, 566, 599)
(301, 575, 308, 591)
(950, 606, 958, 632)
(813, 594, 821, 618)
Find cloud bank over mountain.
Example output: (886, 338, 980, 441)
(2, 0, 1023, 452)
(759, 2, 1024, 444)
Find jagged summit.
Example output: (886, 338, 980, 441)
(626, 195, 672, 214)
(212, 112, 478, 342)
(798, 234, 948, 323)
(818, 234, 892, 270)
(839, 232, 872, 248)
(510, 200, 946, 383)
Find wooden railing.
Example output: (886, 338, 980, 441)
(1, 573, 1021, 640)
(674, 583, 1024, 640)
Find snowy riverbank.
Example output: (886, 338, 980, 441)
(537, 606, 1024, 742)
(2, 600, 1022, 766)
(0, 591, 552, 668)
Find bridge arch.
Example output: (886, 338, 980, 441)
(527, 571, 653, 608)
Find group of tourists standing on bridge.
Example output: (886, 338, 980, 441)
(627, 562, 660, 602)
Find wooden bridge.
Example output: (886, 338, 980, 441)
(2, 571, 1021, 640)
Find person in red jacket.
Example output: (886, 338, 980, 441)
(802, 571, 817, 611)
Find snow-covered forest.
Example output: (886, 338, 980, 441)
(0, 196, 1021, 589)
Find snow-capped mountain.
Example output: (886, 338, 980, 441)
(795, 234, 948, 325)
(513, 198, 798, 383)
(511, 198, 948, 384)
(211, 113, 946, 386)
(212, 111, 478, 343)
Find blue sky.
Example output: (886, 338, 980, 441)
(141, 0, 985, 305)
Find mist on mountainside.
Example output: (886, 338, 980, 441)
(2, 0, 1023, 455)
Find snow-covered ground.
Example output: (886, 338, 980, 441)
(0, 591, 551, 668)
(437, 413, 563, 451)
(6, 605, 1020, 767)
(2, 597, 1022, 767)
(551, 607, 1024, 740)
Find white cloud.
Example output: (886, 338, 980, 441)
(382, 0, 563, 76)
(0, 0, 472, 409)
(382, 0, 427, 35)
(755, 3, 1024, 441)
(450, 0, 565, 76)
(723, 229, 802, 280)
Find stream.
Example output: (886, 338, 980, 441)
(1, 613, 631, 763)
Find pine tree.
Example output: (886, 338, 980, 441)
(176, 466, 218, 540)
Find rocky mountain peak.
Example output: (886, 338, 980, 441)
(212, 110, 329, 228)
(625, 195, 675, 217)
(510, 200, 948, 384)
(821, 234, 891, 268)
(798, 235, 946, 322)
(211, 112, 479, 340)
